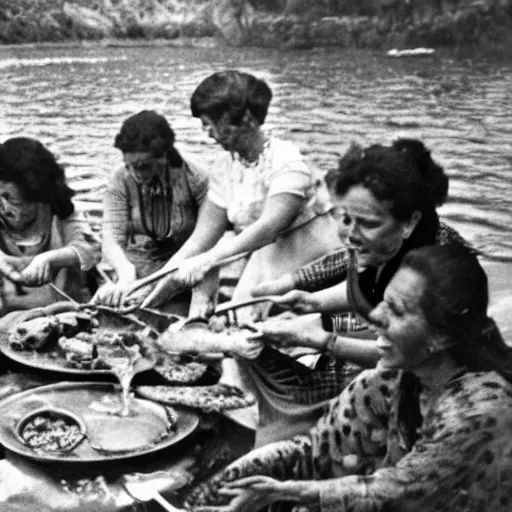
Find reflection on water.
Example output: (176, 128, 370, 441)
(0, 45, 511, 260)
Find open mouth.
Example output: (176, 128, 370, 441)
(376, 335, 393, 352)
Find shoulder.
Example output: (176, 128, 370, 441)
(106, 166, 132, 192)
(439, 371, 512, 425)
(268, 138, 307, 170)
(436, 222, 472, 249)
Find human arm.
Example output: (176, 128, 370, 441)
(257, 316, 379, 367)
(253, 248, 348, 297)
(139, 199, 228, 308)
(101, 173, 137, 283)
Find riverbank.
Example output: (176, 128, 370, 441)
(1, 0, 511, 49)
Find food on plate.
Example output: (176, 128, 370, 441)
(18, 409, 86, 453)
(8, 309, 99, 352)
(136, 383, 256, 413)
(154, 354, 209, 384)
(8, 316, 61, 351)
(157, 322, 263, 360)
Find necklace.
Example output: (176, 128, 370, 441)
(136, 164, 174, 242)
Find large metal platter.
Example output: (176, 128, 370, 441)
(0, 307, 155, 376)
(0, 381, 199, 464)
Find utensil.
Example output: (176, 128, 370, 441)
(123, 478, 184, 511)
(50, 283, 80, 305)
(119, 251, 250, 314)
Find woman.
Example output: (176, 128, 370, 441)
(139, 70, 340, 442)
(0, 137, 100, 313)
(93, 110, 208, 313)
(186, 244, 512, 512)
(251, 139, 469, 365)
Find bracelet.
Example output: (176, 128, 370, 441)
(322, 333, 338, 354)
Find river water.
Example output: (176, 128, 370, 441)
(1, 44, 511, 261)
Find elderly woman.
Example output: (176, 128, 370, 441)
(185, 244, 512, 512)
(93, 110, 208, 312)
(251, 139, 469, 366)
(0, 137, 100, 313)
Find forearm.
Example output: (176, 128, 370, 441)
(4, 286, 55, 312)
(323, 333, 380, 366)
(102, 239, 136, 282)
(44, 247, 80, 269)
(307, 282, 351, 314)
(293, 250, 347, 292)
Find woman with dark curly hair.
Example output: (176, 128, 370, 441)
(0, 137, 100, 313)
(251, 139, 470, 367)
(93, 110, 209, 311)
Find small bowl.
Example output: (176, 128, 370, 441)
(15, 407, 87, 454)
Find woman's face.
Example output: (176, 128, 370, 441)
(370, 267, 435, 370)
(200, 114, 239, 152)
(331, 184, 419, 268)
(0, 180, 38, 230)
(124, 152, 168, 185)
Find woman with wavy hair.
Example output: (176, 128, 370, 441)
(0, 137, 100, 313)
(138, 70, 340, 440)
(93, 110, 209, 313)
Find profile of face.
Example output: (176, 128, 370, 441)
(200, 113, 240, 153)
(0, 180, 39, 230)
(370, 266, 437, 370)
(330, 184, 420, 268)
(123, 152, 168, 185)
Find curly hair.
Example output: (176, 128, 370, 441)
(190, 70, 272, 126)
(114, 110, 183, 167)
(0, 137, 75, 220)
(325, 138, 449, 246)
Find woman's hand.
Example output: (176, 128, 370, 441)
(92, 281, 137, 308)
(193, 479, 277, 512)
(251, 274, 295, 297)
(21, 254, 54, 286)
(174, 252, 217, 288)
(141, 273, 189, 309)
(272, 290, 321, 314)
(0, 253, 28, 283)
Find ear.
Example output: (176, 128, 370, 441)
(402, 211, 422, 239)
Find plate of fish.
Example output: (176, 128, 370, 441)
(0, 381, 199, 463)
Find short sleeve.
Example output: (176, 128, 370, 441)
(267, 140, 312, 198)
(102, 167, 131, 246)
(183, 154, 209, 206)
(207, 152, 231, 210)
(60, 212, 101, 271)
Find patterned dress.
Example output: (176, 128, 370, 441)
(185, 368, 512, 512)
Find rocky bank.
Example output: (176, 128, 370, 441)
(0, 0, 511, 48)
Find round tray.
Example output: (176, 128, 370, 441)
(0, 381, 199, 464)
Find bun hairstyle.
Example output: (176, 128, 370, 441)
(114, 110, 183, 167)
(190, 70, 273, 126)
(325, 138, 449, 244)
(0, 137, 75, 220)
(391, 138, 448, 208)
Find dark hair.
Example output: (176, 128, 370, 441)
(401, 244, 512, 382)
(325, 139, 449, 244)
(0, 137, 75, 219)
(114, 110, 183, 167)
(190, 70, 272, 126)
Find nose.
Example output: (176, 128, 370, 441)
(368, 303, 389, 330)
